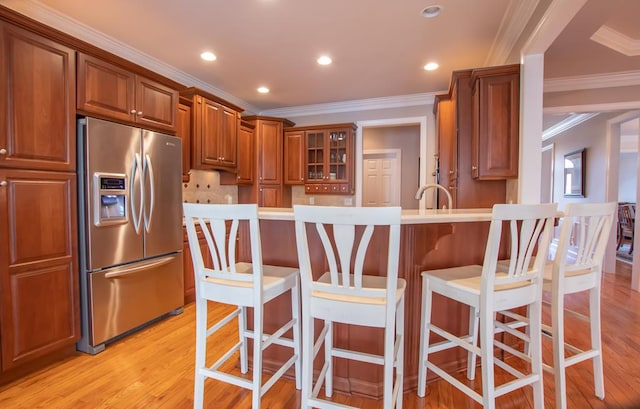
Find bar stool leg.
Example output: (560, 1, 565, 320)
(325, 320, 333, 397)
(552, 290, 568, 409)
(252, 304, 264, 409)
(590, 287, 605, 399)
(417, 276, 432, 398)
(396, 296, 405, 409)
(530, 297, 544, 409)
(193, 297, 207, 409)
(480, 307, 496, 409)
(239, 306, 248, 374)
(291, 278, 302, 390)
(466, 306, 479, 380)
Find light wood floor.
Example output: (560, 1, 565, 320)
(0, 261, 639, 408)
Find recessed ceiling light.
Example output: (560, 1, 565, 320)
(200, 51, 216, 61)
(421, 5, 442, 18)
(257, 86, 270, 94)
(317, 55, 332, 65)
(423, 62, 439, 71)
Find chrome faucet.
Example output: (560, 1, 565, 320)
(415, 183, 453, 210)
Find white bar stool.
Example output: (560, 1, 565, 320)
(417, 203, 557, 409)
(183, 203, 301, 409)
(293, 205, 405, 409)
(542, 202, 615, 409)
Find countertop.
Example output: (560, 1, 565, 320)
(257, 207, 493, 224)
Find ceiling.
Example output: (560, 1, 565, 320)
(2, 0, 639, 131)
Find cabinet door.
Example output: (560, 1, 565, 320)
(0, 23, 76, 172)
(0, 169, 79, 371)
(259, 184, 282, 207)
(77, 53, 135, 124)
(435, 96, 457, 208)
(284, 130, 305, 185)
(257, 120, 282, 185)
(305, 131, 326, 182)
(177, 102, 192, 182)
(327, 128, 350, 182)
(236, 123, 254, 184)
(199, 98, 222, 166)
(472, 72, 519, 180)
(135, 76, 178, 133)
(219, 106, 238, 168)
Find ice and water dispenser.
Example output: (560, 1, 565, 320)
(93, 173, 127, 226)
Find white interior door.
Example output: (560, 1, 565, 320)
(362, 150, 401, 207)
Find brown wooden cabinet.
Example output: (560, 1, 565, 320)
(0, 170, 79, 371)
(177, 99, 192, 182)
(181, 88, 243, 172)
(0, 21, 80, 374)
(287, 123, 355, 195)
(471, 64, 520, 180)
(0, 22, 76, 172)
(236, 121, 255, 184)
(435, 69, 506, 209)
(237, 116, 294, 207)
(284, 130, 305, 185)
(77, 53, 178, 133)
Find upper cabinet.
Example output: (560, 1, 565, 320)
(471, 64, 520, 180)
(235, 121, 255, 185)
(180, 87, 243, 172)
(77, 53, 178, 133)
(284, 129, 305, 185)
(287, 123, 355, 195)
(0, 22, 76, 172)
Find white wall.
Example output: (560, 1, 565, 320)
(542, 111, 622, 209)
(619, 152, 638, 203)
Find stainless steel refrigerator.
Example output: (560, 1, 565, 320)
(77, 117, 183, 354)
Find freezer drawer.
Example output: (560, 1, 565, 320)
(89, 253, 183, 346)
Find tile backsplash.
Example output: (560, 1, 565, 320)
(182, 170, 237, 204)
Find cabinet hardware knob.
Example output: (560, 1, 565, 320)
(137, 111, 143, 116)
(472, 166, 477, 170)
(130, 109, 137, 114)
(449, 170, 454, 174)
(0, 181, 6, 187)
(0, 148, 6, 155)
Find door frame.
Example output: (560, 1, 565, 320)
(355, 116, 429, 207)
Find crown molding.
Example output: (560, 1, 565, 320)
(544, 70, 640, 93)
(259, 92, 439, 118)
(5, 0, 260, 113)
(542, 112, 599, 140)
(591, 25, 640, 57)
(485, 0, 539, 66)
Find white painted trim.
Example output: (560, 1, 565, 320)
(544, 101, 640, 114)
(542, 113, 600, 140)
(591, 25, 640, 57)
(355, 117, 428, 207)
(541, 143, 554, 203)
(260, 93, 439, 118)
(545, 70, 640, 93)
(484, 0, 539, 66)
(521, 0, 588, 55)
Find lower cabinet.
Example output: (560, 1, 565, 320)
(0, 170, 79, 372)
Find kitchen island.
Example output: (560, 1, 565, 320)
(239, 207, 501, 398)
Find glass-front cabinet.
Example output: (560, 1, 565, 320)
(301, 123, 355, 194)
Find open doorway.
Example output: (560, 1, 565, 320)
(355, 117, 429, 208)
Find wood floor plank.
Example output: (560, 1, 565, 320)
(0, 261, 638, 408)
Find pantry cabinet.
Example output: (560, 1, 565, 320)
(0, 20, 80, 373)
(471, 64, 520, 180)
(77, 53, 178, 133)
(237, 116, 294, 207)
(181, 87, 243, 172)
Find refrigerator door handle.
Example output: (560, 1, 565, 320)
(104, 255, 176, 278)
(143, 153, 155, 233)
(130, 152, 143, 233)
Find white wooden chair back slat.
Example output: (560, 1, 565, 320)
(294, 205, 401, 300)
(484, 204, 557, 290)
(183, 203, 262, 286)
(554, 202, 615, 278)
